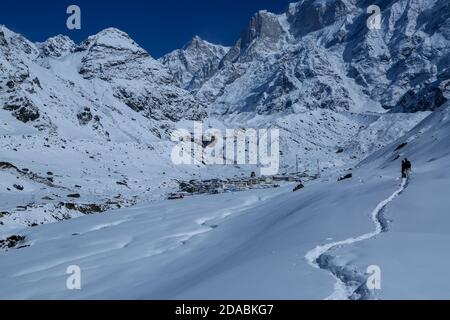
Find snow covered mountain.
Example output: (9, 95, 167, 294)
(167, 0, 449, 115)
(1, 2, 435, 232)
(160, 36, 229, 92)
(0, 25, 210, 231)
(0, 0, 449, 300)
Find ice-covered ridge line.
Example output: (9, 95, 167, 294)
(305, 177, 408, 300)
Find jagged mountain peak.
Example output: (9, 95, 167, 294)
(0, 23, 206, 138)
(77, 27, 158, 81)
(37, 35, 76, 58)
(0, 24, 15, 38)
(0, 24, 22, 40)
(80, 27, 146, 54)
(286, 0, 356, 39)
(0, 25, 39, 58)
(183, 35, 229, 54)
(242, 10, 285, 44)
(195, 0, 449, 114)
(160, 36, 229, 91)
(184, 35, 205, 48)
(226, 9, 288, 62)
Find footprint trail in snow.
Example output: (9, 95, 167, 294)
(305, 177, 408, 300)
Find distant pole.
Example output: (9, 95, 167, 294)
(317, 160, 320, 178)
(296, 155, 299, 173)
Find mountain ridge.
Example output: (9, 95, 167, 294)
(0, 0, 447, 231)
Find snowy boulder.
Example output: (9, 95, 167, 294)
(0, 235, 25, 249)
(395, 143, 408, 151)
(338, 173, 352, 181)
(77, 108, 93, 125)
(293, 183, 305, 192)
(13, 184, 24, 191)
(3, 96, 40, 123)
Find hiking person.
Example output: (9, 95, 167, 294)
(405, 158, 411, 177)
(401, 159, 407, 178)
(401, 158, 411, 178)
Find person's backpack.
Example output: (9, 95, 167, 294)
(406, 160, 411, 170)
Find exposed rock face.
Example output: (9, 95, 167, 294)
(0, 26, 206, 135)
(77, 108, 93, 125)
(337, 0, 450, 112)
(0, 25, 39, 58)
(287, 0, 353, 38)
(194, 5, 369, 115)
(37, 35, 76, 58)
(3, 94, 40, 123)
(0, 26, 42, 123)
(78, 28, 153, 81)
(393, 80, 449, 113)
(11, 103, 40, 123)
(167, 0, 449, 115)
(77, 28, 206, 121)
(225, 10, 288, 63)
(160, 36, 229, 92)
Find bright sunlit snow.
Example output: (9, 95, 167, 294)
(1, 0, 449, 300)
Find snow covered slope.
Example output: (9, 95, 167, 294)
(332, 101, 450, 299)
(1, 103, 449, 299)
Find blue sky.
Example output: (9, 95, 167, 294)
(0, 0, 294, 58)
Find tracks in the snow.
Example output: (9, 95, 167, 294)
(305, 178, 408, 300)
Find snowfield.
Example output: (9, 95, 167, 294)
(1, 0, 450, 300)
(1, 103, 450, 299)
